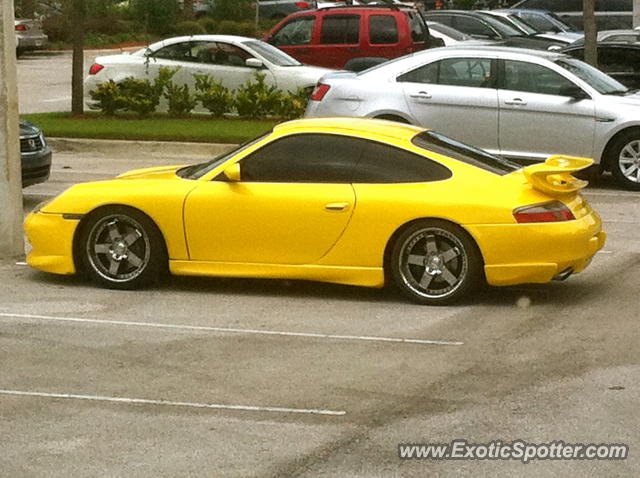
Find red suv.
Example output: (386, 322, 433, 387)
(264, 5, 439, 71)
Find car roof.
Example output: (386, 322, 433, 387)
(147, 35, 257, 50)
(412, 44, 566, 60)
(274, 117, 425, 139)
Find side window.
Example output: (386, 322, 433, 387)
(241, 134, 363, 183)
(599, 47, 636, 72)
(503, 60, 577, 95)
(192, 42, 252, 66)
(438, 58, 493, 87)
(453, 16, 496, 38)
(152, 42, 195, 61)
(271, 16, 315, 46)
(353, 142, 451, 183)
(320, 14, 360, 44)
(605, 33, 640, 42)
(369, 15, 399, 44)
(397, 61, 438, 84)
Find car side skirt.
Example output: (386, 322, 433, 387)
(169, 260, 386, 288)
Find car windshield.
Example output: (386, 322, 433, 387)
(488, 13, 538, 35)
(243, 40, 302, 66)
(480, 14, 523, 37)
(177, 131, 272, 180)
(412, 130, 520, 176)
(555, 57, 628, 95)
(547, 12, 576, 31)
(428, 22, 472, 41)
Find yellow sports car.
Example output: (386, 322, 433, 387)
(24, 118, 606, 304)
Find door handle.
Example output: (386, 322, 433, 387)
(504, 98, 527, 105)
(410, 92, 432, 100)
(325, 202, 350, 211)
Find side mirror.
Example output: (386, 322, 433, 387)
(245, 58, 263, 69)
(223, 162, 241, 182)
(559, 84, 590, 100)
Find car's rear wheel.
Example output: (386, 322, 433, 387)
(390, 221, 482, 305)
(608, 130, 640, 190)
(79, 207, 166, 289)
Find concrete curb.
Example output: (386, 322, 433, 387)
(48, 137, 237, 158)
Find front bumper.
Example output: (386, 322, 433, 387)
(468, 212, 606, 286)
(21, 146, 52, 187)
(24, 211, 79, 275)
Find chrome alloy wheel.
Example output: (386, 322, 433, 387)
(86, 214, 151, 283)
(398, 227, 468, 300)
(618, 139, 640, 184)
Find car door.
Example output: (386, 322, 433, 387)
(267, 15, 317, 65)
(497, 59, 596, 161)
(183, 133, 360, 265)
(398, 56, 500, 154)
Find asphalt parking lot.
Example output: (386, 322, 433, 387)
(1, 138, 639, 476)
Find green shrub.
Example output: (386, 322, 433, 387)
(193, 74, 234, 117)
(217, 20, 243, 36)
(275, 88, 310, 120)
(175, 20, 206, 36)
(88, 80, 124, 116)
(164, 82, 197, 117)
(133, 0, 179, 35)
(198, 17, 218, 33)
(211, 0, 253, 21)
(117, 77, 160, 117)
(238, 22, 259, 38)
(234, 72, 281, 118)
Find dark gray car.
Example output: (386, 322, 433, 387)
(20, 119, 51, 187)
(258, 0, 317, 19)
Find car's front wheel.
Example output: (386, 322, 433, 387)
(390, 221, 483, 305)
(608, 130, 640, 190)
(79, 207, 166, 289)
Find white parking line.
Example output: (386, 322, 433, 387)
(0, 389, 345, 416)
(597, 250, 613, 254)
(0, 312, 464, 346)
(584, 191, 640, 198)
(602, 219, 640, 224)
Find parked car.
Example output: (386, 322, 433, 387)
(505, 8, 582, 35)
(478, 10, 581, 44)
(259, 0, 318, 19)
(20, 119, 52, 187)
(24, 117, 605, 304)
(306, 45, 640, 189)
(423, 10, 564, 50)
(84, 35, 334, 111)
(427, 21, 475, 45)
(264, 4, 439, 71)
(14, 18, 48, 56)
(510, 0, 632, 30)
(562, 42, 640, 89)
(570, 29, 640, 45)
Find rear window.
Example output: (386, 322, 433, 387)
(369, 15, 399, 44)
(412, 131, 520, 175)
(320, 14, 360, 44)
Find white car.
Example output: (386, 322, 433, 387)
(306, 45, 640, 189)
(15, 18, 47, 55)
(84, 35, 334, 111)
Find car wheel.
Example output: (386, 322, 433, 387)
(390, 221, 482, 305)
(608, 130, 640, 190)
(80, 207, 166, 289)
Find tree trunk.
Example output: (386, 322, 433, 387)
(71, 0, 85, 115)
(183, 0, 194, 20)
(583, 0, 598, 67)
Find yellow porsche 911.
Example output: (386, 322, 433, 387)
(25, 118, 606, 305)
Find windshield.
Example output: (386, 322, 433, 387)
(177, 131, 272, 180)
(428, 22, 472, 41)
(243, 40, 302, 67)
(412, 130, 520, 176)
(504, 14, 540, 34)
(555, 58, 628, 95)
(480, 14, 524, 37)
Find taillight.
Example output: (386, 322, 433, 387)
(295, 1, 310, 8)
(309, 83, 330, 101)
(15, 24, 27, 31)
(513, 201, 575, 223)
(89, 63, 104, 75)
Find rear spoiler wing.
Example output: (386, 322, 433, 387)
(523, 155, 593, 196)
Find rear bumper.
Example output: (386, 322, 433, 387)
(468, 213, 605, 286)
(16, 33, 48, 50)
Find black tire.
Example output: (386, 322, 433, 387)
(607, 130, 640, 190)
(390, 220, 483, 305)
(79, 207, 167, 290)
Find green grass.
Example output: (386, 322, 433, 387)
(23, 112, 280, 143)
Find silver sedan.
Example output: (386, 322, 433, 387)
(305, 45, 640, 190)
